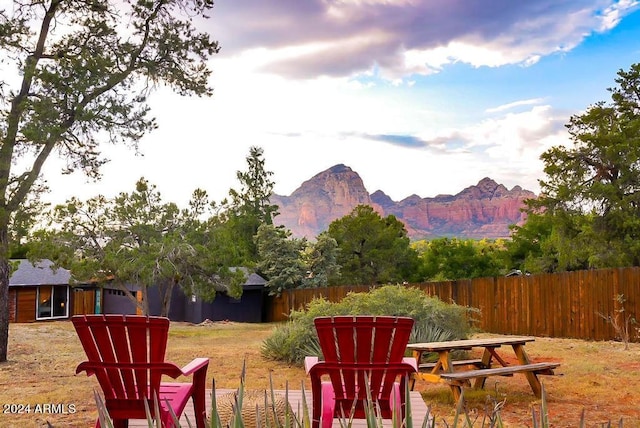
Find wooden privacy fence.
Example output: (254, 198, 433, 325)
(265, 267, 640, 342)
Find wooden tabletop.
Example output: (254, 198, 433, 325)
(406, 336, 535, 352)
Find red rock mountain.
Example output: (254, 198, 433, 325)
(270, 164, 536, 240)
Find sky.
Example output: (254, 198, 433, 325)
(40, 0, 640, 207)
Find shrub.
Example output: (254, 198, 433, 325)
(262, 285, 478, 364)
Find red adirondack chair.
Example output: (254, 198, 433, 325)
(72, 314, 209, 428)
(305, 316, 418, 428)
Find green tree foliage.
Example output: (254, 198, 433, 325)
(223, 146, 279, 263)
(524, 63, 640, 271)
(416, 237, 505, 281)
(301, 232, 340, 288)
(0, 0, 218, 361)
(255, 226, 340, 293)
(326, 205, 420, 285)
(506, 212, 573, 273)
(255, 223, 306, 295)
(8, 188, 49, 259)
(30, 179, 244, 316)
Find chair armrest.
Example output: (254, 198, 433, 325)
(305, 356, 319, 374)
(75, 361, 97, 376)
(402, 356, 418, 372)
(76, 361, 186, 377)
(180, 358, 209, 376)
(77, 360, 208, 380)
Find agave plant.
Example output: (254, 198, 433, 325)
(91, 373, 624, 428)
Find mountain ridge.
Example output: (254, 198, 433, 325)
(271, 164, 535, 240)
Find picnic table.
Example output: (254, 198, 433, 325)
(407, 336, 560, 402)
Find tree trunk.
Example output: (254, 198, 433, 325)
(0, 221, 10, 362)
(159, 279, 176, 318)
(141, 285, 149, 316)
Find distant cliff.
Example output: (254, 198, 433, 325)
(271, 164, 535, 240)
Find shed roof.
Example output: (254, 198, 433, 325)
(243, 272, 267, 288)
(8, 260, 267, 290)
(212, 267, 267, 293)
(9, 259, 71, 287)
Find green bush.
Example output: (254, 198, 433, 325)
(261, 285, 478, 365)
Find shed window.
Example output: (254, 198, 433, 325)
(36, 285, 69, 320)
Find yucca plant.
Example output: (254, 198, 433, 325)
(94, 389, 113, 428)
(529, 383, 623, 428)
(93, 388, 186, 428)
(92, 373, 625, 428)
(93, 371, 430, 428)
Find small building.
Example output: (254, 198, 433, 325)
(148, 270, 269, 323)
(9, 259, 269, 323)
(101, 284, 140, 316)
(8, 259, 97, 322)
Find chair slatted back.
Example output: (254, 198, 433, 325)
(314, 316, 414, 413)
(72, 314, 169, 401)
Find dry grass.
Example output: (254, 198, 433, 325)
(417, 336, 640, 427)
(0, 321, 639, 427)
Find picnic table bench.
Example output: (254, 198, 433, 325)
(439, 362, 560, 386)
(418, 358, 485, 371)
(407, 336, 561, 402)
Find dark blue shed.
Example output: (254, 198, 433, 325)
(147, 269, 268, 323)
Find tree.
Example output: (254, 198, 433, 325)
(506, 212, 574, 273)
(255, 223, 306, 295)
(223, 146, 279, 263)
(417, 237, 504, 281)
(301, 232, 340, 287)
(326, 205, 420, 285)
(527, 63, 640, 271)
(255, 226, 340, 293)
(31, 179, 244, 316)
(0, 1, 218, 361)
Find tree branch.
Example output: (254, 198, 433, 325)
(0, 0, 61, 205)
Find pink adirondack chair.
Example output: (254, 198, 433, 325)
(72, 314, 209, 428)
(305, 316, 418, 428)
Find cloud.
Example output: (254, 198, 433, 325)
(485, 98, 546, 114)
(598, 0, 640, 30)
(357, 102, 568, 156)
(335, 103, 569, 191)
(211, 0, 639, 79)
(365, 133, 428, 148)
(359, 104, 568, 190)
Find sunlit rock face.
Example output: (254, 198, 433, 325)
(272, 166, 535, 240)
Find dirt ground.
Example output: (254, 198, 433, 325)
(1, 320, 639, 427)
